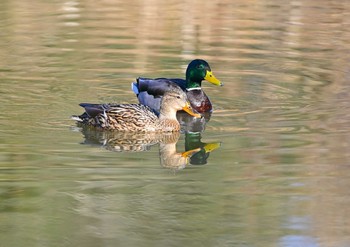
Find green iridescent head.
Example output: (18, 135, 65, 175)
(185, 59, 222, 88)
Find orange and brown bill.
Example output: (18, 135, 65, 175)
(182, 102, 201, 118)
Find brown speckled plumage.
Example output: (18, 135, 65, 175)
(72, 88, 200, 132)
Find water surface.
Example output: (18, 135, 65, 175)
(1, 1, 350, 246)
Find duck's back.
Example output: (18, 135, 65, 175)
(105, 104, 160, 131)
(132, 78, 186, 114)
(78, 103, 162, 131)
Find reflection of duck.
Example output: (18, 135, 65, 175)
(132, 59, 222, 114)
(77, 127, 204, 170)
(159, 140, 200, 170)
(72, 88, 200, 132)
(177, 111, 211, 133)
(79, 126, 179, 152)
(185, 132, 221, 165)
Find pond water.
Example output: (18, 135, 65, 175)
(1, 0, 350, 246)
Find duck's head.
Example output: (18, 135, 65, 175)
(186, 59, 222, 88)
(160, 89, 201, 119)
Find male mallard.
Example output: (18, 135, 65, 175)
(132, 59, 223, 114)
(72, 87, 201, 132)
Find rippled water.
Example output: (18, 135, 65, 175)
(1, 1, 350, 246)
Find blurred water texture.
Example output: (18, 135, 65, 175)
(1, 1, 350, 246)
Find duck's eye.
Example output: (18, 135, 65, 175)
(176, 96, 181, 99)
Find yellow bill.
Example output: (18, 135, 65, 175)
(203, 142, 221, 153)
(204, 70, 223, 86)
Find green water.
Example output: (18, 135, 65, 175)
(1, 1, 350, 246)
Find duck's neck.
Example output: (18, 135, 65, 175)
(186, 78, 202, 89)
(186, 80, 202, 89)
(158, 109, 180, 131)
(186, 69, 203, 89)
(158, 118, 180, 132)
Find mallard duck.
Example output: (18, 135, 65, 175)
(72, 88, 201, 132)
(132, 59, 223, 114)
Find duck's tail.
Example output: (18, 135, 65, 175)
(71, 115, 83, 122)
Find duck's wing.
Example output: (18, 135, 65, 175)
(134, 78, 184, 96)
(131, 78, 185, 114)
(164, 78, 187, 90)
(79, 103, 113, 118)
(136, 93, 161, 114)
(72, 103, 108, 123)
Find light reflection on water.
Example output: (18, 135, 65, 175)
(1, 0, 350, 246)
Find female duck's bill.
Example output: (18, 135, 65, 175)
(182, 101, 201, 118)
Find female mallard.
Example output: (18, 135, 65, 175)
(132, 59, 223, 114)
(72, 87, 201, 132)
